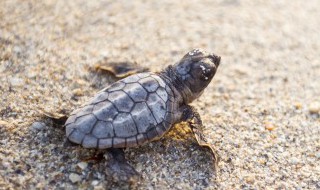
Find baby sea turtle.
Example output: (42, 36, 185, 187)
(65, 49, 221, 175)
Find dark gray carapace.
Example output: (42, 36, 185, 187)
(65, 49, 221, 149)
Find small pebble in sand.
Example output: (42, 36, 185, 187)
(293, 102, 302, 110)
(31, 122, 46, 131)
(308, 102, 320, 114)
(69, 173, 81, 183)
(77, 162, 88, 170)
(9, 77, 24, 87)
(289, 157, 299, 165)
(245, 175, 255, 184)
(72, 88, 84, 96)
(264, 122, 276, 131)
(91, 180, 99, 186)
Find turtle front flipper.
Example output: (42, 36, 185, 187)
(192, 124, 220, 173)
(180, 105, 220, 172)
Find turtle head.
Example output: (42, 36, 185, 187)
(173, 49, 221, 103)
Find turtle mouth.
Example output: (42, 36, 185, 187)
(209, 54, 221, 68)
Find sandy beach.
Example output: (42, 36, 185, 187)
(1, 0, 319, 189)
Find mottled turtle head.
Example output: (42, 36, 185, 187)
(173, 49, 221, 103)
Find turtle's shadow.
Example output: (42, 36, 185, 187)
(39, 118, 216, 188)
(125, 124, 217, 188)
(30, 123, 136, 187)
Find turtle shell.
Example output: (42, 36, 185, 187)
(65, 73, 176, 149)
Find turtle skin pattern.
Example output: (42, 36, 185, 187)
(65, 73, 176, 149)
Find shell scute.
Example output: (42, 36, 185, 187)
(136, 134, 147, 145)
(82, 135, 98, 148)
(75, 114, 97, 134)
(146, 127, 159, 140)
(68, 129, 85, 144)
(92, 121, 114, 138)
(113, 113, 138, 137)
(89, 91, 109, 104)
(126, 137, 138, 147)
(107, 81, 125, 92)
(123, 83, 148, 102)
(93, 101, 117, 122)
(122, 74, 141, 83)
(98, 138, 113, 149)
(113, 137, 126, 148)
(147, 93, 166, 124)
(139, 77, 159, 92)
(108, 91, 134, 112)
(131, 102, 157, 133)
(156, 87, 168, 103)
(76, 105, 94, 117)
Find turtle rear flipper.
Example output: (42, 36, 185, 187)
(104, 148, 139, 182)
